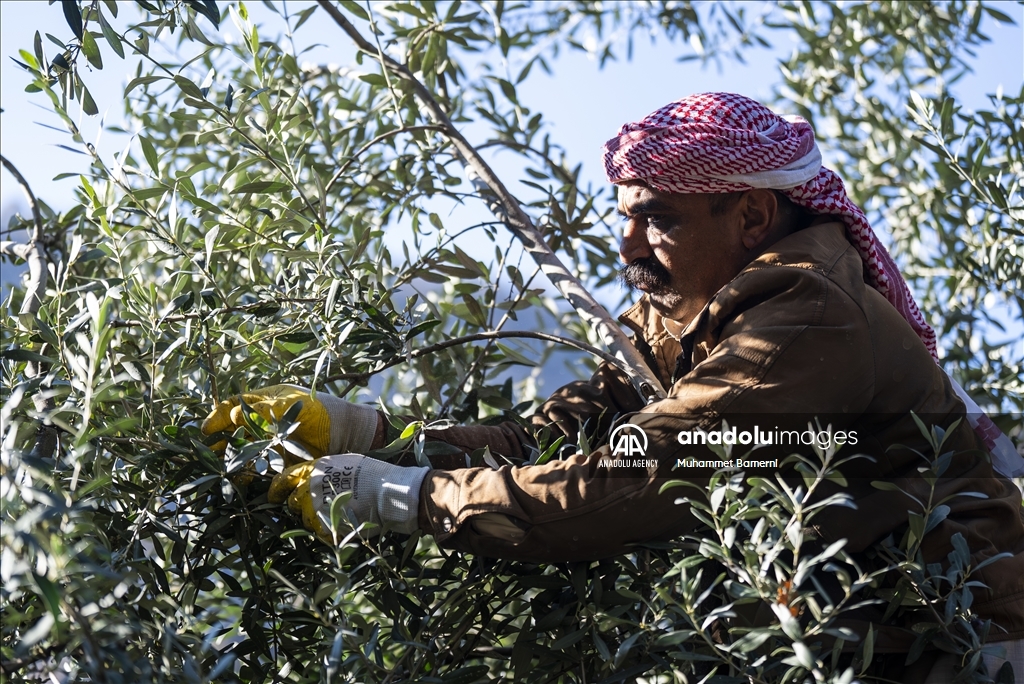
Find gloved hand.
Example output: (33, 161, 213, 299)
(201, 384, 379, 460)
(267, 454, 428, 539)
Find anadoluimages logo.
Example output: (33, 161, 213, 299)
(609, 424, 648, 457)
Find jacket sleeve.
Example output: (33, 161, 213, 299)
(419, 438, 701, 562)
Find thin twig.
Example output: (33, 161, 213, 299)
(325, 124, 445, 195)
(324, 329, 619, 384)
(363, 0, 404, 120)
(203, 319, 220, 405)
(107, 297, 323, 328)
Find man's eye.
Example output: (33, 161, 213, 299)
(645, 215, 671, 232)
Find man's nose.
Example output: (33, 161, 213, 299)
(619, 219, 653, 263)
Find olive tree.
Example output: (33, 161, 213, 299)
(1, 1, 1019, 682)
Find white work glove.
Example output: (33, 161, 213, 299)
(318, 393, 380, 455)
(269, 454, 428, 538)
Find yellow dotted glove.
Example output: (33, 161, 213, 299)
(201, 384, 378, 460)
(268, 461, 324, 536)
(268, 454, 428, 540)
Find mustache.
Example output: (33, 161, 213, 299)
(618, 258, 672, 292)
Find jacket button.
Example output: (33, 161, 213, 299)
(442, 517, 453, 532)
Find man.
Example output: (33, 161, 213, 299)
(202, 93, 1023, 677)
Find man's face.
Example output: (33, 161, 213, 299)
(617, 183, 749, 324)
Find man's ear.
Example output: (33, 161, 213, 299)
(739, 189, 778, 250)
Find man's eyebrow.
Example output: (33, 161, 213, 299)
(617, 198, 673, 217)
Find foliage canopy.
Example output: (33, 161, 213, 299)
(1, 1, 1020, 682)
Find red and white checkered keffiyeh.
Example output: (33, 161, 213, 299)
(603, 93, 1024, 478)
(602, 91, 937, 358)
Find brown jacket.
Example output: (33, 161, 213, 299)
(415, 222, 1024, 641)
